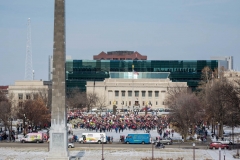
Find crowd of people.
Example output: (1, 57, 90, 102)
(67, 110, 172, 138)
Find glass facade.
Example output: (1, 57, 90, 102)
(66, 60, 218, 91)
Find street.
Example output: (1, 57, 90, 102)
(0, 141, 209, 150)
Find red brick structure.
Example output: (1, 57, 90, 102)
(93, 51, 147, 60)
(0, 86, 8, 95)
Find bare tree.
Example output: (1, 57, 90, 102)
(85, 92, 98, 112)
(166, 86, 202, 140)
(96, 94, 107, 114)
(200, 75, 240, 138)
(66, 87, 86, 111)
(0, 92, 13, 140)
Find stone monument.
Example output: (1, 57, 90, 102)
(46, 0, 69, 159)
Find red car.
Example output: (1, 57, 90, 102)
(209, 142, 229, 149)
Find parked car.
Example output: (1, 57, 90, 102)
(20, 133, 44, 143)
(218, 139, 233, 145)
(124, 133, 151, 144)
(209, 142, 229, 149)
(68, 142, 75, 148)
(159, 138, 173, 145)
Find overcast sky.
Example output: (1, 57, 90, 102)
(1, 0, 240, 85)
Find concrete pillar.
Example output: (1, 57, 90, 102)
(46, 0, 69, 159)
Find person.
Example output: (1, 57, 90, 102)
(107, 136, 110, 143)
(216, 135, 219, 141)
(155, 141, 164, 148)
(83, 135, 86, 143)
(110, 136, 113, 143)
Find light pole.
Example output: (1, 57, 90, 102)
(9, 117, 12, 142)
(101, 136, 104, 160)
(224, 148, 225, 160)
(237, 137, 239, 156)
(219, 147, 221, 160)
(193, 143, 195, 160)
(211, 118, 213, 133)
(23, 114, 26, 136)
(152, 140, 154, 160)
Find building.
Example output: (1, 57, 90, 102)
(86, 72, 187, 110)
(8, 80, 51, 113)
(48, 52, 232, 91)
(211, 56, 233, 71)
(93, 51, 147, 60)
(65, 59, 219, 91)
(0, 86, 8, 97)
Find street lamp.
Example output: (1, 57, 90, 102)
(23, 114, 26, 136)
(152, 140, 154, 160)
(193, 143, 195, 160)
(8, 117, 13, 142)
(219, 147, 221, 160)
(211, 118, 213, 133)
(237, 137, 239, 156)
(224, 148, 226, 160)
(101, 136, 105, 160)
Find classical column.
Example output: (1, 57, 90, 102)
(46, 0, 69, 159)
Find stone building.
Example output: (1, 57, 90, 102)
(8, 80, 51, 114)
(86, 72, 187, 111)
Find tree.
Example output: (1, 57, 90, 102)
(165, 86, 202, 140)
(66, 87, 86, 111)
(85, 92, 98, 112)
(0, 92, 13, 140)
(198, 68, 240, 138)
(17, 97, 50, 132)
(96, 94, 107, 114)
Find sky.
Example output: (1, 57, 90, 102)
(0, 0, 240, 85)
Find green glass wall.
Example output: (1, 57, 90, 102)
(66, 60, 218, 91)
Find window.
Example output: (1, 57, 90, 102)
(162, 101, 165, 105)
(116, 101, 118, 105)
(26, 94, 31, 100)
(156, 101, 158, 105)
(18, 93, 23, 100)
(155, 91, 159, 97)
(128, 91, 132, 97)
(135, 91, 139, 97)
(142, 91, 146, 97)
(115, 91, 119, 97)
(142, 101, 145, 106)
(121, 91, 125, 97)
(148, 91, 152, 97)
(109, 101, 111, 105)
(161, 90, 166, 93)
(129, 101, 131, 106)
(121, 101, 124, 105)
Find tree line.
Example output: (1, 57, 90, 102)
(166, 67, 240, 140)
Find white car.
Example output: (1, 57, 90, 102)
(217, 139, 233, 145)
(68, 142, 75, 148)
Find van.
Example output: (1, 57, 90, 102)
(125, 133, 151, 144)
(78, 133, 107, 144)
(20, 133, 44, 143)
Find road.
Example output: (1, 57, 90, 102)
(0, 142, 209, 150)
